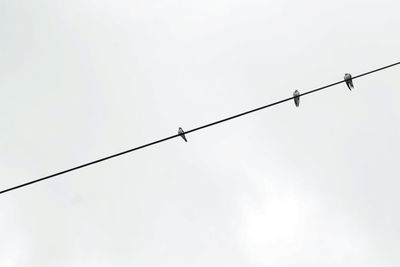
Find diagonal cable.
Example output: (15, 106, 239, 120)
(1, 61, 399, 195)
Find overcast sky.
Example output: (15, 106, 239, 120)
(1, 0, 400, 266)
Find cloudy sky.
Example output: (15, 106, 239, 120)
(1, 0, 400, 266)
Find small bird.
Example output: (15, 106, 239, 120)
(344, 73, 354, 90)
(178, 127, 187, 142)
(293, 90, 300, 107)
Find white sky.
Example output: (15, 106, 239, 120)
(1, 0, 400, 266)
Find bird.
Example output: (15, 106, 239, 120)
(344, 73, 354, 90)
(178, 127, 187, 142)
(293, 90, 300, 107)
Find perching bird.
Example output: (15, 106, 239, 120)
(293, 90, 300, 107)
(344, 73, 354, 90)
(178, 127, 187, 142)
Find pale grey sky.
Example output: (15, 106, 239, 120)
(1, 0, 400, 266)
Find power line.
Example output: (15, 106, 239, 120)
(1, 62, 399, 195)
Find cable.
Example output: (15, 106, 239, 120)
(1, 62, 399, 195)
